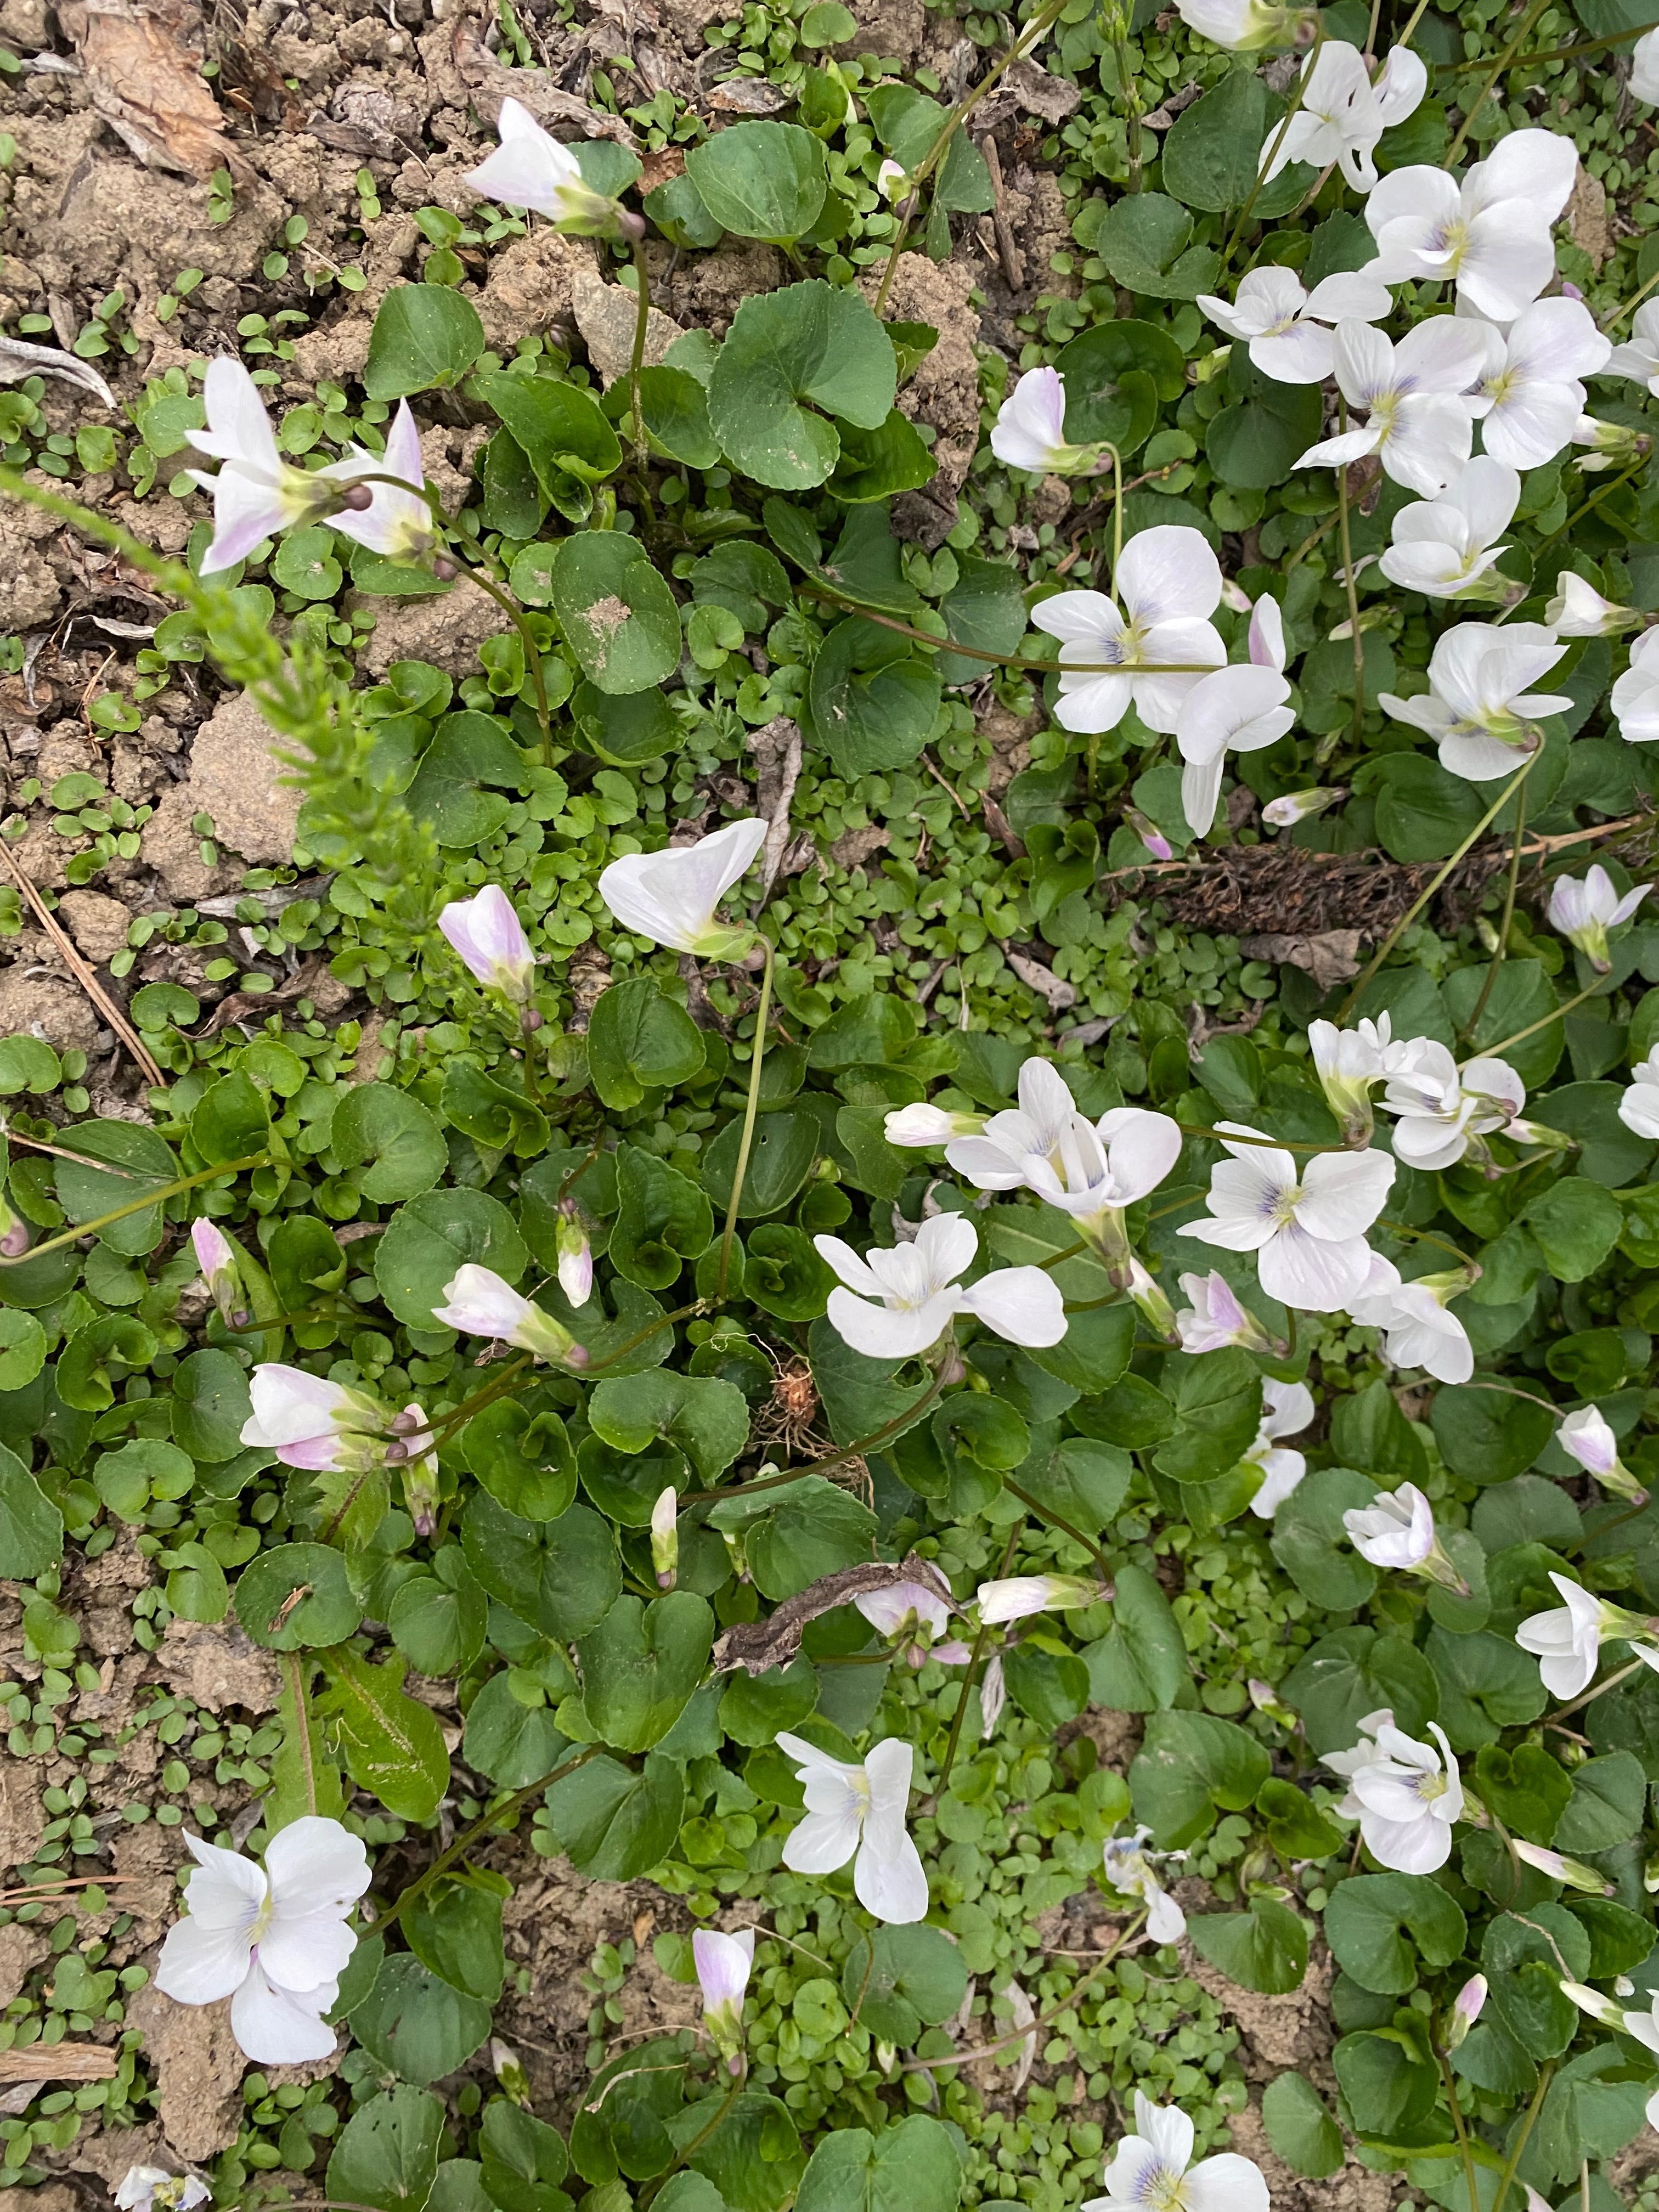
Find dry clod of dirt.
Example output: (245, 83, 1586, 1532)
(355, 577, 510, 676)
(571, 266, 685, 386)
(140, 690, 302, 898)
(0, 1762, 48, 1880)
(156, 1617, 283, 1714)
(55, 889, 136, 964)
(475, 227, 599, 352)
(0, 1924, 52, 2009)
(0, 968, 105, 1052)
(1226, 2100, 1395, 2212)
(661, 242, 783, 338)
(126, 1988, 257, 2160)
(0, 481, 69, 631)
(861, 254, 982, 549)
(1182, 1933, 1332, 2073)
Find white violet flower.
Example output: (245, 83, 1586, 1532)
(1548, 865, 1651, 972)
(1619, 1047, 1659, 1141)
(1298, 318, 1489, 498)
(1088, 2089, 1268, 2212)
(693, 1928, 753, 2071)
(1031, 525, 1226, 736)
(1365, 131, 1578, 321)
(432, 1265, 586, 1367)
(1559, 1403, 1649, 1504)
(1348, 1255, 1475, 1385)
(1612, 628, 1659, 748)
(1195, 265, 1391, 385)
(814, 1211, 1066, 1359)
(1546, 572, 1639, 637)
(1468, 296, 1612, 470)
(239, 1364, 388, 1472)
(776, 1734, 928, 1923)
(1260, 40, 1426, 195)
(1100, 1831, 1188, 1948)
(884, 1102, 989, 1147)
(1378, 455, 1520, 601)
(990, 367, 1102, 475)
(1342, 1481, 1467, 1590)
(437, 884, 538, 1001)
(1173, 1270, 1278, 1356)
(977, 1574, 1101, 1624)
(1176, 660, 1297, 838)
(1306, 1011, 1431, 1144)
(1606, 297, 1659, 396)
(1379, 620, 1570, 782)
(1515, 1571, 1659, 1699)
(1380, 1042, 1528, 1171)
(115, 2173, 211, 2212)
(187, 357, 349, 576)
(600, 816, 768, 957)
(323, 400, 436, 565)
(155, 1817, 371, 2063)
(1324, 1709, 1463, 1875)
(1178, 1122, 1395, 1312)
(1245, 1376, 1316, 1518)
(1175, 0, 1313, 48)
(464, 97, 635, 236)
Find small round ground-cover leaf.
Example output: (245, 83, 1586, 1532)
(708, 281, 896, 491)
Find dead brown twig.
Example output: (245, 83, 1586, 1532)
(0, 839, 165, 1088)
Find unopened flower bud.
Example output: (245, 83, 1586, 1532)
(651, 1485, 678, 1589)
(1248, 1678, 1300, 1730)
(491, 2039, 531, 2107)
(1561, 1979, 1626, 2029)
(1444, 1974, 1486, 2051)
(0, 1215, 30, 1259)
(1124, 805, 1172, 862)
(432, 555, 458, 581)
(556, 1199, 593, 1308)
(1263, 786, 1344, 828)
(1513, 1840, 1614, 1893)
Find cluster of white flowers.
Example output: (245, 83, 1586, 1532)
(984, 64, 1659, 856)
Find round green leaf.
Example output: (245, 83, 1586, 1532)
(375, 1189, 528, 1331)
(708, 281, 896, 491)
(332, 1084, 448, 1201)
(550, 533, 682, 696)
(235, 1541, 362, 1650)
(684, 122, 827, 241)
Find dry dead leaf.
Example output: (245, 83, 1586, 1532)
(58, 0, 246, 179)
(706, 76, 789, 114)
(1005, 947, 1077, 1011)
(1240, 929, 1364, 993)
(0, 336, 117, 408)
(0, 2045, 118, 2083)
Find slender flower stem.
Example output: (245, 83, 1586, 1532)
(1444, 0, 1551, 167)
(584, 1299, 712, 1376)
(1605, 263, 1659, 334)
(1547, 1656, 1645, 1728)
(1, 1153, 271, 1267)
(873, 0, 1068, 314)
(1435, 2049, 1481, 2212)
(1335, 420, 1366, 747)
(1337, 757, 1537, 1020)
(1218, 29, 1322, 270)
(1438, 12, 1659, 69)
(1536, 453, 1651, 552)
(794, 579, 1218, 673)
(1003, 1477, 1112, 1579)
(934, 1528, 1019, 1801)
(717, 938, 774, 1301)
(629, 239, 653, 464)
(421, 1354, 539, 1452)
(1110, 25, 1144, 194)
(898, 1912, 1146, 2073)
(1484, 970, 1616, 1059)
(455, 563, 555, 766)
(1491, 2062, 1554, 2212)
(373, 1746, 601, 1937)
(1462, 777, 1528, 1040)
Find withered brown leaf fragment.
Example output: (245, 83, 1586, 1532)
(59, 0, 247, 179)
(712, 1555, 956, 1677)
